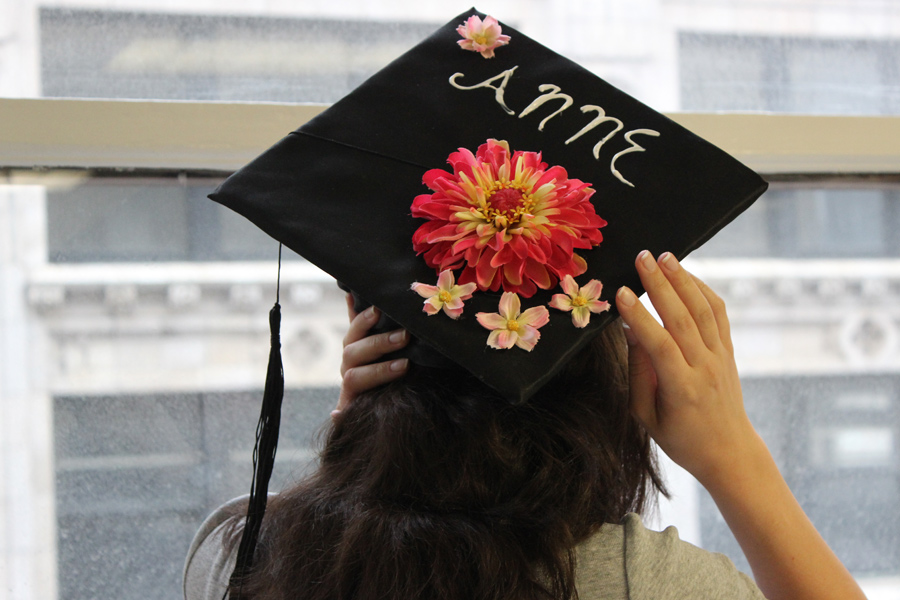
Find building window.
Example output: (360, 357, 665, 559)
(680, 33, 900, 115)
(39, 8, 438, 103)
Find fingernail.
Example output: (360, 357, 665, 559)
(365, 306, 379, 320)
(659, 252, 678, 272)
(617, 286, 636, 307)
(390, 358, 409, 372)
(639, 250, 657, 272)
(389, 330, 407, 344)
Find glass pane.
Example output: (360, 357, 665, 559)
(44, 174, 303, 262)
(4, 171, 900, 599)
(38, 9, 438, 103)
(696, 185, 900, 258)
(680, 33, 899, 114)
(1, 2, 898, 114)
(54, 390, 333, 600)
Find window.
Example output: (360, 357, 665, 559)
(3, 2, 900, 599)
(680, 32, 900, 115)
(39, 8, 438, 102)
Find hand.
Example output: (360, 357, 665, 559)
(616, 251, 866, 600)
(335, 294, 409, 416)
(615, 250, 753, 487)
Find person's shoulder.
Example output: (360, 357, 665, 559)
(621, 513, 767, 599)
(575, 520, 629, 599)
(183, 495, 249, 600)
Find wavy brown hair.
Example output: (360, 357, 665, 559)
(229, 319, 664, 600)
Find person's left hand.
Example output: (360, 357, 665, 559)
(335, 294, 409, 416)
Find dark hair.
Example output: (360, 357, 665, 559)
(229, 319, 664, 600)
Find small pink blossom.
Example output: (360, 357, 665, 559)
(549, 275, 610, 328)
(476, 292, 549, 351)
(456, 15, 510, 59)
(411, 269, 477, 319)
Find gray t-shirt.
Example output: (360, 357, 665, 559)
(183, 497, 765, 600)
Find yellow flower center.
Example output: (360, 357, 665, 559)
(439, 290, 453, 303)
(474, 34, 489, 45)
(482, 184, 535, 230)
(506, 319, 520, 332)
(572, 296, 587, 307)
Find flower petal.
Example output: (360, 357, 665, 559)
(476, 311, 507, 331)
(571, 306, 591, 328)
(560, 274, 579, 297)
(444, 297, 465, 311)
(454, 282, 478, 299)
(514, 326, 540, 351)
(549, 294, 573, 311)
(437, 269, 455, 291)
(493, 328, 518, 349)
(498, 291, 521, 319)
(423, 298, 442, 315)
(411, 282, 439, 298)
(588, 300, 611, 314)
(518, 305, 550, 328)
(443, 304, 465, 319)
(580, 279, 603, 301)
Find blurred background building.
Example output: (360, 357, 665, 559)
(1, 0, 900, 598)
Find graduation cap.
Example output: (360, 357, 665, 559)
(211, 8, 767, 590)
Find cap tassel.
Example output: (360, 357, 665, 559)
(228, 245, 285, 598)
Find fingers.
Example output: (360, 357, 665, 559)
(337, 303, 410, 414)
(624, 325, 660, 433)
(342, 305, 380, 352)
(633, 250, 708, 365)
(690, 274, 733, 353)
(616, 284, 685, 385)
(345, 293, 357, 322)
(658, 252, 721, 351)
(341, 329, 409, 377)
(337, 356, 409, 411)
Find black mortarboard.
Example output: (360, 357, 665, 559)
(212, 9, 767, 587)
(211, 7, 766, 403)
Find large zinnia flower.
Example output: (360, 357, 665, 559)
(411, 139, 606, 298)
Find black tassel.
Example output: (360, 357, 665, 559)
(228, 247, 285, 599)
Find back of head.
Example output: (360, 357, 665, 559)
(236, 320, 663, 600)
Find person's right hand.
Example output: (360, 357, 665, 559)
(614, 250, 754, 487)
(335, 294, 409, 415)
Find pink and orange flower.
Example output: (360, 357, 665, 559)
(476, 292, 549, 351)
(456, 15, 510, 59)
(411, 269, 477, 319)
(411, 139, 606, 298)
(549, 275, 611, 328)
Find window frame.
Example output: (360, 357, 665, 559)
(2, 98, 900, 175)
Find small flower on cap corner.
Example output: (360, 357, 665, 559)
(411, 269, 477, 319)
(411, 139, 606, 299)
(476, 292, 549, 351)
(456, 15, 510, 59)
(549, 275, 611, 328)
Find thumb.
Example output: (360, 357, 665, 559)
(625, 326, 659, 433)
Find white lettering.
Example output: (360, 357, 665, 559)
(449, 67, 519, 116)
(448, 68, 662, 188)
(518, 84, 574, 131)
(565, 105, 624, 159)
(610, 129, 661, 188)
